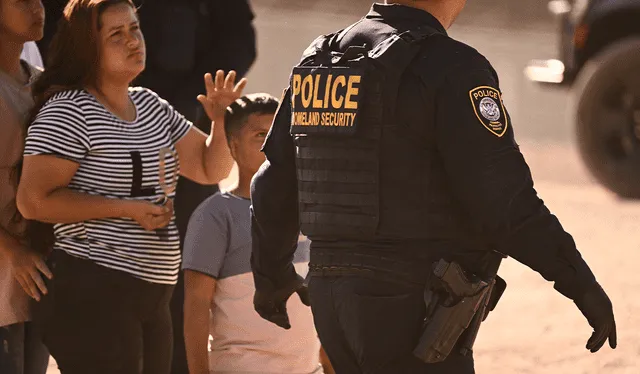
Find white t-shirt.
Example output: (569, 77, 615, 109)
(183, 192, 323, 374)
(20, 41, 43, 69)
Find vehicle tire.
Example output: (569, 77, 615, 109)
(573, 37, 640, 198)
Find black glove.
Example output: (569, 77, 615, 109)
(253, 273, 311, 329)
(573, 282, 617, 353)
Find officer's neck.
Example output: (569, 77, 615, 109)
(384, 1, 455, 29)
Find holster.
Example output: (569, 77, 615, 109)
(412, 259, 506, 363)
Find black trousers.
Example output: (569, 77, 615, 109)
(308, 275, 476, 374)
(34, 250, 175, 374)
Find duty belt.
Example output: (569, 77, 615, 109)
(309, 251, 433, 285)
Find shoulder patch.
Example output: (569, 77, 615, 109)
(469, 86, 508, 137)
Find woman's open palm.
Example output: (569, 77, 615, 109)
(197, 70, 248, 124)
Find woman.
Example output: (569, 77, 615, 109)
(16, 0, 243, 372)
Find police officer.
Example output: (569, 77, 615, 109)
(250, 1, 617, 373)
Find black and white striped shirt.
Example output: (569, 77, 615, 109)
(24, 88, 193, 284)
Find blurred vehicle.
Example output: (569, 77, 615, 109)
(526, 0, 640, 198)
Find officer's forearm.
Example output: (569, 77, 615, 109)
(250, 161, 300, 290)
(487, 198, 597, 300)
(489, 171, 597, 299)
(250, 214, 299, 290)
(498, 208, 596, 300)
(450, 149, 597, 299)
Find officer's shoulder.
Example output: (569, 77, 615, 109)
(418, 35, 496, 77)
(299, 32, 336, 62)
(298, 20, 362, 62)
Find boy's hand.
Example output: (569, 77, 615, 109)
(197, 70, 248, 124)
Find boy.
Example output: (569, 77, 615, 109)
(183, 93, 331, 374)
(0, 0, 50, 373)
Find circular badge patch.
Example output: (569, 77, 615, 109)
(479, 97, 501, 122)
(469, 86, 509, 137)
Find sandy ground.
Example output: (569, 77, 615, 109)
(474, 176, 640, 374)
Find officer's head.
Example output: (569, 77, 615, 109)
(224, 93, 279, 176)
(387, 0, 467, 29)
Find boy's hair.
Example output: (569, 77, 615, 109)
(224, 93, 279, 143)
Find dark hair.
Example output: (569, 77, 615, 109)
(224, 93, 279, 143)
(30, 0, 136, 118)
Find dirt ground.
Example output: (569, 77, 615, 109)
(474, 177, 640, 374)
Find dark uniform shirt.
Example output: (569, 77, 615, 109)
(251, 3, 594, 299)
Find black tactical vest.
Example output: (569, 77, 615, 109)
(289, 26, 459, 242)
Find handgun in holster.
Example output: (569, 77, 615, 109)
(412, 259, 506, 364)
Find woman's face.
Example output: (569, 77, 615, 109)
(97, 2, 145, 83)
(0, 0, 45, 43)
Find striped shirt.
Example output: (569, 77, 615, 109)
(24, 87, 192, 284)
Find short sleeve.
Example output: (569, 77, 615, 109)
(154, 92, 193, 144)
(24, 98, 90, 163)
(182, 197, 229, 278)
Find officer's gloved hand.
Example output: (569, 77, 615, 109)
(253, 274, 311, 329)
(573, 282, 617, 353)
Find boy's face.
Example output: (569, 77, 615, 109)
(0, 0, 45, 43)
(229, 113, 274, 177)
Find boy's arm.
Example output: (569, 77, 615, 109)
(184, 270, 216, 374)
(181, 198, 229, 373)
(319, 346, 335, 374)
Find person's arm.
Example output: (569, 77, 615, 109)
(175, 71, 247, 185)
(250, 87, 301, 293)
(435, 57, 615, 351)
(17, 99, 170, 228)
(0, 228, 23, 259)
(184, 270, 216, 374)
(182, 198, 229, 374)
(18, 155, 138, 223)
(319, 346, 335, 374)
(435, 60, 593, 297)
